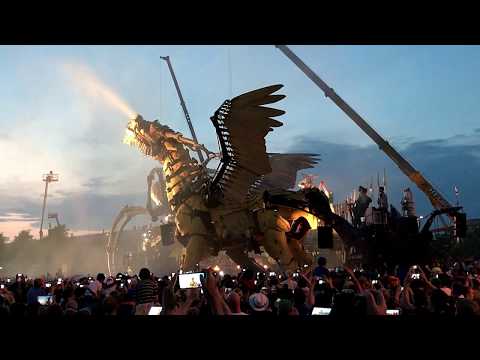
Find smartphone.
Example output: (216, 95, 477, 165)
(312, 307, 331, 315)
(45, 283, 52, 288)
(411, 274, 420, 280)
(293, 273, 299, 278)
(0, 284, 4, 289)
(269, 272, 276, 276)
(318, 280, 325, 285)
(37, 295, 53, 306)
(120, 283, 124, 288)
(148, 306, 163, 315)
(178, 272, 203, 289)
(372, 280, 378, 285)
(412, 265, 418, 270)
(386, 309, 400, 316)
(127, 279, 132, 284)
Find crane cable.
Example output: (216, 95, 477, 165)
(160, 59, 164, 119)
(227, 46, 232, 98)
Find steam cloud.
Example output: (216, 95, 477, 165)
(62, 62, 137, 119)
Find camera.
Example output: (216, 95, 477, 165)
(386, 309, 400, 316)
(178, 272, 203, 289)
(312, 307, 331, 315)
(37, 295, 53, 306)
(148, 306, 162, 315)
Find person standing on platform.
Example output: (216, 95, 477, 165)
(377, 186, 389, 224)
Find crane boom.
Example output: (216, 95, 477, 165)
(160, 56, 205, 163)
(275, 45, 454, 217)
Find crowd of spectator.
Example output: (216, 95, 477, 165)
(1, 257, 480, 317)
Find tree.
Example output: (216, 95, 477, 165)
(0, 232, 7, 265)
(14, 230, 34, 243)
(4, 230, 37, 274)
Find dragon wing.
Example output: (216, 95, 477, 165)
(260, 153, 320, 190)
(209, 84, 285, 207)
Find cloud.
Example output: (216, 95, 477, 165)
(0, 189, 168, 240)
(287, 130, 480, 218)
(81, 176, 119, 190)
(0, 213, 40, 223)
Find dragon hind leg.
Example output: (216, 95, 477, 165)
(287, 236, 314, 269)
(226, 248, 264, 273)
(182, 234, 210, 271)
(255, 209, 298, 272)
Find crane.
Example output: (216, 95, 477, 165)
(275, 45, 464, 226)
(160, 56, 205, 163)
(47, 213, 60, 227)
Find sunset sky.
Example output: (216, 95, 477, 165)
(1, 45, 480, 240)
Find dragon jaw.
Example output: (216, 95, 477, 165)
(123, 114, 159, 157)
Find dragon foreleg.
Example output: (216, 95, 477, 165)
(106, 206, 150, 276)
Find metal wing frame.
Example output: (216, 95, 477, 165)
(209, 84, 286, 207)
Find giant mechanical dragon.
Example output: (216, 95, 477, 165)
(106, 85, 358, 274)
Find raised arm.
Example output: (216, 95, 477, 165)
(203, 269, 231, 315)
(343, 265, 364, 293)
(299, 272, 315, 307)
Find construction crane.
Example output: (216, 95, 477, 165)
(47, 213, 60, 227)
(160, 56, 205, 163)
(275, 45, 464, 226)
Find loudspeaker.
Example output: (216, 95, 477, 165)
(160, 223, 176, 246)
(317, 226, 333, 249)
(455, 213, 467, 238)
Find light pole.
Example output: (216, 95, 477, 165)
(39, 171, 59, 240)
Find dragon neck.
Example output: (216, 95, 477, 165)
(162, 143, 201, 209)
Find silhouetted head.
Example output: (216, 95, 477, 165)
(317, 257, 327, 267)
(139, 268, 151, 281)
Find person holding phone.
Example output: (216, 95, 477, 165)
(27, 278, 46, 305)
(280, 271, 298, 290)
(135, 268, 158, 315)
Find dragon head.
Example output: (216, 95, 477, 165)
(123, 114, 173, 159)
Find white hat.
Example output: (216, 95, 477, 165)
(248, 293, 269, 312)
